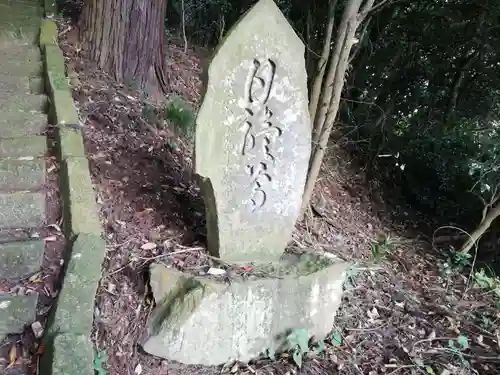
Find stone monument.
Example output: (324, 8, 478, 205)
(140, 0, 348, 365)
(193, 0, 311, 263)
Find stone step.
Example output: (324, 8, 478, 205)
(0, 0, 42, 7)
(0, 45, 41, 64)
(0, 192, 45, 229)
(0, 112, 47, 137)
(0, 240, 44, 279)
(0, 75, 44, 95)
(0, 115, 46, 137)
(0, 1, 42, 14)
(0, 8, 41, 22)
(0, 31, 38, 48)
(2, 61, 42, 77)
(0, 294, 38, 341)
(0, 136, 47, 158)
(0, 159, 45, 190)
(0, 23, 40, 44)
(0, 91, 47, 111)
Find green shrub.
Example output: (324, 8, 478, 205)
(163, 95, 196, 136)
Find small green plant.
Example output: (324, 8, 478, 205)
(329, 329, 342, 346)
(93, 348, 107, 375)
(447, 335, 470, 368)
(448, 248, 471, 269)
(163, 95, 196, 136)
(369, 234, 397, 263)
(438, 246, 471, 280)
(286, 328, 309, 368)
(473, 268, 500, 297)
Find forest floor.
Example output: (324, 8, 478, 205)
(56, 18, 500, 375)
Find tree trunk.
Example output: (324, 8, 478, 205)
(79, 0, 168, 99)
(444, 50, 478, 124)
(309, 0, 338, 125)
(460, 202, 500, 254)
(301, 0, 375, 215)
(311, 0, 362, 148)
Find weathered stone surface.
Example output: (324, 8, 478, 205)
(44, 44, 81, 126)
(0, 294, 37, 341)
(0, 112, 46, 137)
(50, 89, 79, 125)
(0, 136, 46, 158)
(0, 74, 43, 94)
(0, 92, 47, 112)
(39, 18, 57, 45)
(0, 60, 42, 77)
(0, 192, 45, 228)
(44, 44, 65, 74)
(49, 233, 105, 334)
(59, 127, 86, 158)
(0, 240, 44, 279)
(194, 0, 311, 262)
(46, 333, 94, 375)
(0, 46, 41, 64)
(0, 0, 41, 14)
(63, 158, 101, 235)
(0, 74, 32, 94)
(0, 159, 45, 190)
(141, 260, 347, 365)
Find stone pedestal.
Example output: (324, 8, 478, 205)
(141, 259, 347, 365)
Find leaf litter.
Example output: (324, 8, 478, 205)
(53, 14, 500, 375)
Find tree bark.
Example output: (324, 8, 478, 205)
(311, 0, 362, 148)
(460, 201, 500, 254)
(79, 0, 168, 99)
(309, 0, 338, 125)
(301, 0, 375, 215)
(444, 50, 479, 124)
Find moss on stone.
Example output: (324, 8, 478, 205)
(39, 18, 56, 45)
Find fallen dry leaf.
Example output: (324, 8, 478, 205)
(141, 242, 157, 250)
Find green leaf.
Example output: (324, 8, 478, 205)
(292, 348, 303, 368)
(312, 340, 326, 354)
(93, 348, 107, 375)
(287, 329, 309, 353)
(425, 366, 435, 374)
(457, 335, 468, 349)
(330, 330, 342, 346)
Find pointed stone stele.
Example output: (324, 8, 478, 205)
(194, 0, 311, 263)
(141, 0, 348, 365)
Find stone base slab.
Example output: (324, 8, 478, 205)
(141, 257, 347, 365)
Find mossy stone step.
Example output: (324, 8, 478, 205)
(0, 75, 44, 94)
(0, 159, 45, 190)
(0, 239, 44, 279)
(0, 112, 46, 137)
(0, 136, 46, 158)
(0, 93, 47, 113)
(0, 192, 45, 228)
(0, 8, 41, 22)
(0, 0, 42, 9)
(0, 23, 40, 43)
(0, 45, 41, 63)
(0, 294, 38, 341)
(43, 333, 95, 375)
(0, 1, 41, 13)
(2, 61, 42, 77)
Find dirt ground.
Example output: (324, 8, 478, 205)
(55, 17, 500, 375)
